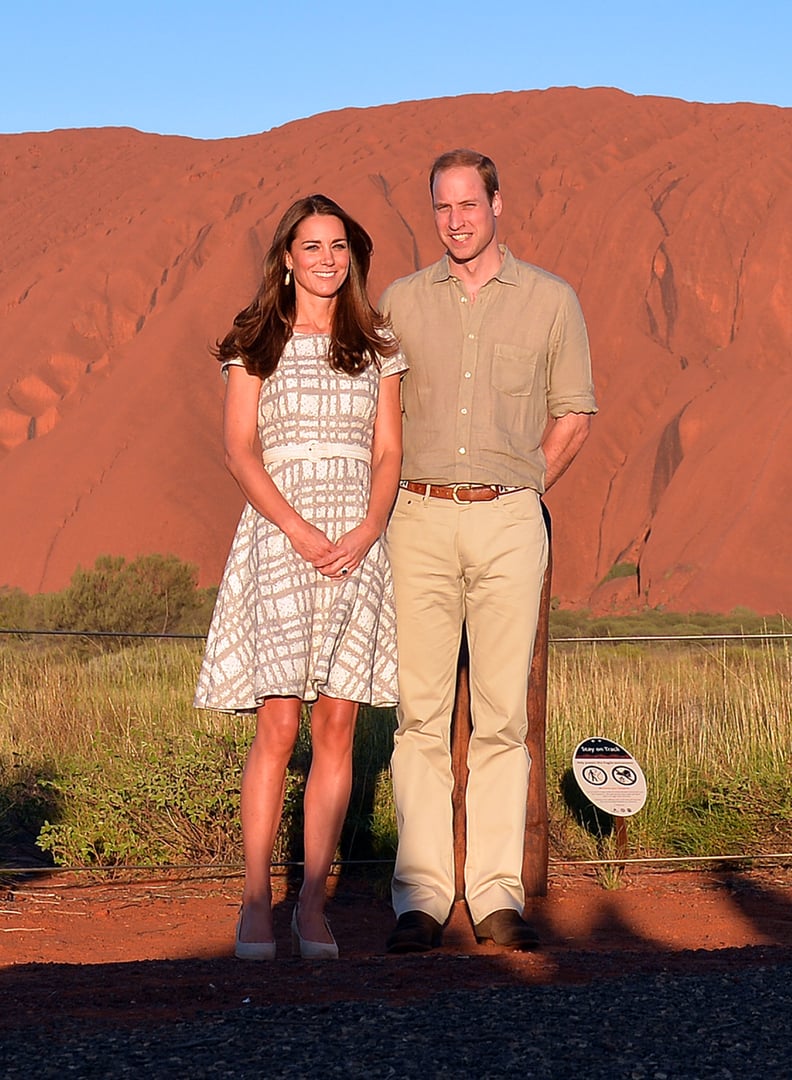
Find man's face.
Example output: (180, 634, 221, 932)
(431, 166, 502, 265)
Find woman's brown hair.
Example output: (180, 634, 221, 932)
(215, 194, 398, 378)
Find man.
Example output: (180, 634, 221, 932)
(381, 149, 597, 953)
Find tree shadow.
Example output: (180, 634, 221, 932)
(560, 766, 616, 839)
(557, 766, 792, 949)
(4, 894, 792, 1041)
(0, 761, 59, 882)
(280, 704, 397, 900)
(708, 862, 792, 943)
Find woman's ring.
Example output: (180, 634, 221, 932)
(341, 567, 349, 575)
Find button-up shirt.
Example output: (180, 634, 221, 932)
(381, 247, 597, 492)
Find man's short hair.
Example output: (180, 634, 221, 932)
(429, 149, 500, 203)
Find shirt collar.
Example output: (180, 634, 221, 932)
(430, 245, 519, 286)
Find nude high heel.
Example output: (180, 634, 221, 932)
(234, 908, 276, 960)
(291, 904, 339, 959)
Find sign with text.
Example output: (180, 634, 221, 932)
(572, 737, 647, 816)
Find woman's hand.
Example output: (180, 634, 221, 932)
(285, 518, 343, 573)
(313, 521, 379, 579)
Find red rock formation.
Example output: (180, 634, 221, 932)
(1, 88, 790, 613)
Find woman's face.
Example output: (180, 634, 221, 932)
(285, 214, 350, 301)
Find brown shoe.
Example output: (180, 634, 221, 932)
(386, 910, 443, 954)
(474, 909, 540, 950)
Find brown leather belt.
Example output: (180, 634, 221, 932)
(399, 481, 524, 503)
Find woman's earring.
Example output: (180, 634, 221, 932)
(284, 267, 292, 286)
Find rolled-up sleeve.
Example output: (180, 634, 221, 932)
(547, 288, 598, 418)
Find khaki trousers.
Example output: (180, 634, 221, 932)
(386, 486, 548, 925)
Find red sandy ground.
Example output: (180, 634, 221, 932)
(3, 866, 792, 1031)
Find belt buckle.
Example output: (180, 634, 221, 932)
(451, 484, 470, 504)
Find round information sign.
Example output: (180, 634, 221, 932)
(572, 737, 647, 816)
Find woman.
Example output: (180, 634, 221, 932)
(195, 195, 406, 960)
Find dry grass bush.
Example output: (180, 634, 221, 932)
(1, 614, 790, 871)
(547, 638, 792, 863)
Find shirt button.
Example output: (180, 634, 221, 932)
(460, 408, 468, 415)
(464, 371, 471, 379)
(467, 333, 475, 339)
(460, 296, 468, 303)
(458, 447, 466, 455)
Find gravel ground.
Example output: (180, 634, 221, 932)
(3, 963, 791, 1079)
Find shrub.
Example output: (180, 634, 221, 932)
(44, 553, 205, 635)
(36, 732, 303, 868)
(0, 587, 32, 631)
(0, 755, 62, 868)
(600, 561, 638, 585)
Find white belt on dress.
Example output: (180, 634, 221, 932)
(261, 441, 371, 465)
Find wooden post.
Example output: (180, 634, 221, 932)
(613, 815, 629, 862)
(450, 503, 553, 902)
(522, 502, 553, 898)
(450, 633, 471, 901)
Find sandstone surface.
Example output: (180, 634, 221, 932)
(1, 88, 790, 613)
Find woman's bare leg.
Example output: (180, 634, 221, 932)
(238, 696, 301, 943)
(297, 694, 359, 942)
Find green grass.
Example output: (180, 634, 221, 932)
(1, 615, 790, 873)
(0, 638, 398, 871)
(545, 638, 792, 866)
(599, 560, 638, 586)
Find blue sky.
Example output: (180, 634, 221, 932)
(3, 1, 790, 140)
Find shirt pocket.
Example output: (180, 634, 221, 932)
(492, 344, 540, 397)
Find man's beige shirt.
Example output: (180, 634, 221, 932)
(381, 247, 597, 492)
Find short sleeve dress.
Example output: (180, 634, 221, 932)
(194, 332, 408, 712)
